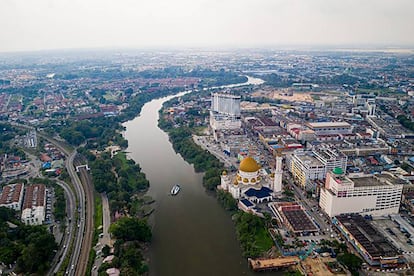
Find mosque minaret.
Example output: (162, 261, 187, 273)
(273, 149, 283, 193)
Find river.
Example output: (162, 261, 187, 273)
(123, 76, 282, 276)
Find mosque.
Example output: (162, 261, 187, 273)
(220, 152, 283, 204)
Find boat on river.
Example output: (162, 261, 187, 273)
(171, 184, 180, 195)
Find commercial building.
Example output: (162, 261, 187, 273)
(320, 168, 403, 217)
(0, 183, 24, 211)
(21, 184, 46, 225)
(287, 146, 347, 189)
(313, 146, 347, 174)
(288, 150, 325, 188)
(306, 122, 352, 135)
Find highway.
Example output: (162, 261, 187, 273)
(48, 180, 76, 275)
(36, 132, 93, 276)
(5, 121, 95, 275)
(73, 154, 94, 276)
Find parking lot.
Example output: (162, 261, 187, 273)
(371, 218, 414, 263)
(45, 188, 55, 223)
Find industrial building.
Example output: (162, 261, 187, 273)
(21, 184, 46, 225)
(320, 168, 403, 217)
(269, 202, 318, 234)
(0, 183, 24, 211)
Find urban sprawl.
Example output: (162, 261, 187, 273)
(1, 49, 414, 275)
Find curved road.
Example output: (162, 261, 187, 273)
(36, 133, 94, 276)
(49, 179, 76, 275)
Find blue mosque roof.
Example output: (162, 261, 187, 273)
(240, 198, 254, 207)
(244, 187, 272, 199)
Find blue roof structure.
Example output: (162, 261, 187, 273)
(240, 199, 254, 207)
(244, 187, 272, 199)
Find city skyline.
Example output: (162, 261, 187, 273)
(1, 0, 414, 53)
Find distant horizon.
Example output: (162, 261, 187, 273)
(1, 0, 413, 53)
(1, 44, 414, 55)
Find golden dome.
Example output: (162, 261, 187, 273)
(237, 175, 242, 181)
(243, 178, 249, 183)
(239, 157, 260, 173)
(222, 170, 227, 176)
(233, 179, 238, 185)
(251, 178, 256, 183)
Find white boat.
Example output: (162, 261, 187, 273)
(171, 184, 180, 195)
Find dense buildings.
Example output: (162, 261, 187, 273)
(320, 168, 403, 217)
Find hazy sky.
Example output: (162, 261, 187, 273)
(1, 0, 413, 52)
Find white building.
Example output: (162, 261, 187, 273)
(21, 184, 46, 225)
(319, 168, 403, 217)
(0, 183, 24, 211)
(306, 122, 352, 135)
(313, 146, 347, 174)
(210, 93, 242, 138)
(220, 156, 273, 203)
(287, 146, 347, 189)
(211, 93, 241, 115)
(287, 150, 326, 188)
(273, 152, 283, 193)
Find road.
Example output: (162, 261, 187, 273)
(92, 193, 111, 276)
(101, 193, 111, 246)
(286, 174, 333, 236)
(36, 132, 93, 276)
(0, 122, 88, 275)
(193, 135, 238, 168)
(73, 156, 94, 276)
(48, 180, 76, 275)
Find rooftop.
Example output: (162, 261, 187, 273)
(307, 122, 351, 128)
(350, 174, 405, 188)
(245, 187, 272, 199)
(280, 205, 318, 233)
(336, 214, 399, 259)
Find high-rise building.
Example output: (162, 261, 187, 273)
(210, 93, 241, 137)
(211, 93, 241, 115)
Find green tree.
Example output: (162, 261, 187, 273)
(337, 252, 363, 276)
(109, 217, 152, 242)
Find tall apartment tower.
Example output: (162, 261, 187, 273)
(210, 93, 242, 139)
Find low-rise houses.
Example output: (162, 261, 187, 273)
(0, 183, 24, 211)
(21, 184, 46, 225)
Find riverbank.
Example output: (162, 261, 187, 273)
(157, 102, 274, 260)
